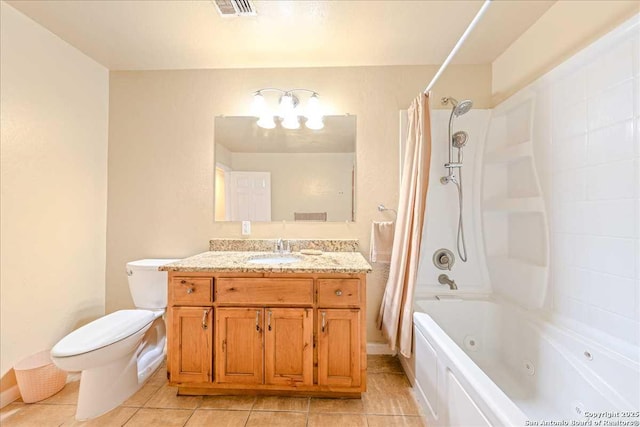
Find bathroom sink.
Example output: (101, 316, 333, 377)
(246, 254, 302, 265)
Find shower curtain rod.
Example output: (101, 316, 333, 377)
(424, 0, 492, 94)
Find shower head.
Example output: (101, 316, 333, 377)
(453, 100, 473, 117)
(452, 131, 468, 148)
(441, 97, 473, 117)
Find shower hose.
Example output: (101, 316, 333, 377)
(453, 171, 468, 263)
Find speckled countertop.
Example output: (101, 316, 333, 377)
(159, 251, 372, 274)
(209, 238, 359, 252)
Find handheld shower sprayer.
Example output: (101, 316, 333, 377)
(451, 130, 468, 148)
(452, 130, 468, 162)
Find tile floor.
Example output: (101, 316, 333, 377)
(0, 355, 426, 426)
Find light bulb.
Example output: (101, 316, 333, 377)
(251, 92, 266, 117)
(305, 93, 323, 130)
(305, 117, 324, 130)
(279, 93, 295, 119)
(282, 114, 300, 129)
(251, 89, 323, 130)
(306, 93, 321, 117)
(257, 114, 276, 129)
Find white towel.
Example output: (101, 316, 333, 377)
(370, 221, 395, 263)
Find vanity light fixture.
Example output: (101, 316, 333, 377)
(251, 88, 324, 130)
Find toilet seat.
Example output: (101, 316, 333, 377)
(51, 310, 157, 358)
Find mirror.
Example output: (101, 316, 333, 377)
(214, 115, 356, 222)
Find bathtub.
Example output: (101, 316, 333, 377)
(411, 297, 640, 426)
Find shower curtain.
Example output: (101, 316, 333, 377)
(377, 92, 432, 357)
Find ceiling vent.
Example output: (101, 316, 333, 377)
(212, 0, 257, 17)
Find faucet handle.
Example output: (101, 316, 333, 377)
(439, 254, 451, 270)
(433, 248, 455, 271)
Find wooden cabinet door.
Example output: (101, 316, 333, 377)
(264, 308, 313, 386)
(169, 306, 212, 383)
(317, 309, 361, 387)
(216, 308, 263, 384)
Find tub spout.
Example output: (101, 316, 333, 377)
(438, 274, 458, 290)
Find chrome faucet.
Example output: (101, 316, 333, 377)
(274, 239, 290, 253)
(438, 274, 458, 290)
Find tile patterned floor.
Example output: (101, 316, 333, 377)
(0, 355, 426, 426)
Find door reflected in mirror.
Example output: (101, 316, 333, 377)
(214, 115, 356, 222)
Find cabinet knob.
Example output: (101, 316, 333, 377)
(335, 289, 343, 296)
(180, 280, 194, 294)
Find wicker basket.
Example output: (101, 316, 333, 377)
(14, 350, 67, 403)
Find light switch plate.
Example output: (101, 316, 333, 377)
(241, 221, 251, 235)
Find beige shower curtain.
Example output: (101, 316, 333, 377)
(377, 92, 431, 357)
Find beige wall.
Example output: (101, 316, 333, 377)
(107, 65, 491, 343)
(0, 1, 109, 382)
(492, 0, 640, 105)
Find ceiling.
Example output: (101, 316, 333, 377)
(7, 0, 555, 70)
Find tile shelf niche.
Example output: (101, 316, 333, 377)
(481, 92, 550, 309)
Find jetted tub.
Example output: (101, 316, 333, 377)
(412, 298, 640, 426)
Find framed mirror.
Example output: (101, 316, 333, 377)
(214, 115, 356, 222)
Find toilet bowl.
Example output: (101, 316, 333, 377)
(51, 258, 178, 420)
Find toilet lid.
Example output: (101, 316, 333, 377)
(51, 310, 156, 357)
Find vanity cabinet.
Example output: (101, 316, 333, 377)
(169, 306, 213, 383)
(265, 308, 313, 386)
(166, 271, 367, 397)
(215, 307, 313, 386)
(317, 278, 362, 388)
(318, 310, 361, 387)
(167, 276, 214, 383)
(215, 278, 314, 387)
(215, 307, 263, 384)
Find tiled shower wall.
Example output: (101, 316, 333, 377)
(547, 17, 639, 345)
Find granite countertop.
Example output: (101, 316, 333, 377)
(159, 251, 373, 274)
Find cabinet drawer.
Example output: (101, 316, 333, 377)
(216, 278, 313, 305)
(170, 277, 212, 305)
(317, 279, 361, 307)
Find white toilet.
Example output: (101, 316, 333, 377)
(51, 258, 178, 420)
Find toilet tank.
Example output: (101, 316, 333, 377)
(126, 259, 180, 310)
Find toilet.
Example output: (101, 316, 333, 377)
(51, 258, 178, 420)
